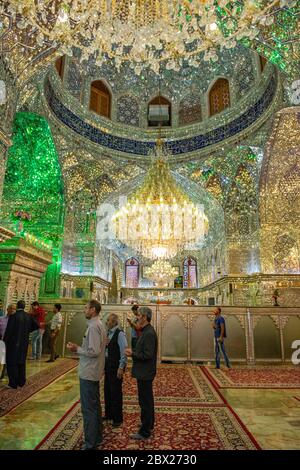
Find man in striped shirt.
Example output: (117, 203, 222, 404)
(47, 304, 63, 363)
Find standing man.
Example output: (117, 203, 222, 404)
(47, 303, 63, 363)
(125, 306, 158, 440)
(4, 300, 39, 389)
(212, 307, 231, 369)
(104, 313, 128, 427)
(30, 301, 46, 360)
(67, 300, 106, 450)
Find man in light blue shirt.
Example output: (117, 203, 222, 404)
(213, 307, 231, 369)
(104, 313, 128, 427)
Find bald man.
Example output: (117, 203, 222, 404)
(104, 313, 128, 427)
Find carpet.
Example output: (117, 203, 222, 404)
(122, 365, 223, 405)
(202, 365, 300, 389)
(0, 358, 78, 417)
(36, 401, 259, 450)
(36, 363, 260, 450)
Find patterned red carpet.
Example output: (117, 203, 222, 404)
(122, 365, 223, 405)
(202, 365, 300, 389)
(36, 364, 260, 450)
(0, 359, 78, 417)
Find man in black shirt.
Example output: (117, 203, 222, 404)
(125, 306, 158, 440)
(4, 299, 39, 389)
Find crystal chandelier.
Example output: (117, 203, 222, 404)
(112, 139, 209, 259)
(144, 260, 178, 287)
(6, 0, 283, 75)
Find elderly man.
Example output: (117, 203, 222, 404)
(104, 313, 128, 427)
(125, 306, 158, 440)
(67, 300, 106, 450)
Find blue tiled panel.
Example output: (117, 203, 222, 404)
(45, 77, 276, 156)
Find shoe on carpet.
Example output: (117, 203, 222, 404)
(46, 359, 55, 363)
(130, 433, 149, 440)
(81, 440, 102, 450)
(112, 422, 122, 428)
(4, 384, 17, 390)
(55, 355, 59, 360)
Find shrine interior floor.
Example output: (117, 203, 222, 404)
(0, 359, 300, 450)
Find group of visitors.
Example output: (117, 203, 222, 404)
(0, 301, 64, 388)
(67, 301, 158, 450)
(0, 296, 230, 450)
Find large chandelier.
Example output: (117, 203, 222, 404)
(6, 1, 282, 74)
(112, 139, 209, 259)
(144, 260, 178, 287)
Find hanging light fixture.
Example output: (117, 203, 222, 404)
(112, 138, 209, 259)
(144, 260, 178, 287)
(6, 1, 281, 75)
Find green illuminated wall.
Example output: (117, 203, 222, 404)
(1, 112, 64, 297)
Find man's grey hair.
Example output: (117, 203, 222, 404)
(138, 306, 152, 322)
(108, 313, 119, 325)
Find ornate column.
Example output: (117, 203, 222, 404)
(0, 236, 52, 309)
(245, 308, 257, 365)
(270, 315, 290, 363)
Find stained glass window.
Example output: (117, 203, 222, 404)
(183, 257, 198, 288)
(125, 258, 139, 288)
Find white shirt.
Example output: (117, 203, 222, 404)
(50, 312, 63, 331)
(77, 316, 106, 382)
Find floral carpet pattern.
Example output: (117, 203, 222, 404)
(0, 359, 78, 417)
(36, 364, 260, 451)
(202, 365, 300, 389)
(36, 402, 259, 451)
(122, 365, 223, 405)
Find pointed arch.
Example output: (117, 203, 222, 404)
(89, 80, 111, 118)
(148, 95, 171, 127)
(209, 78, 230, 116)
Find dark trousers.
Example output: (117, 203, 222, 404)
(80, 378, 103, 449)
(104, 366, 123, 423)
(137, 379, 155, 438)
(6, 363, 26, 388)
